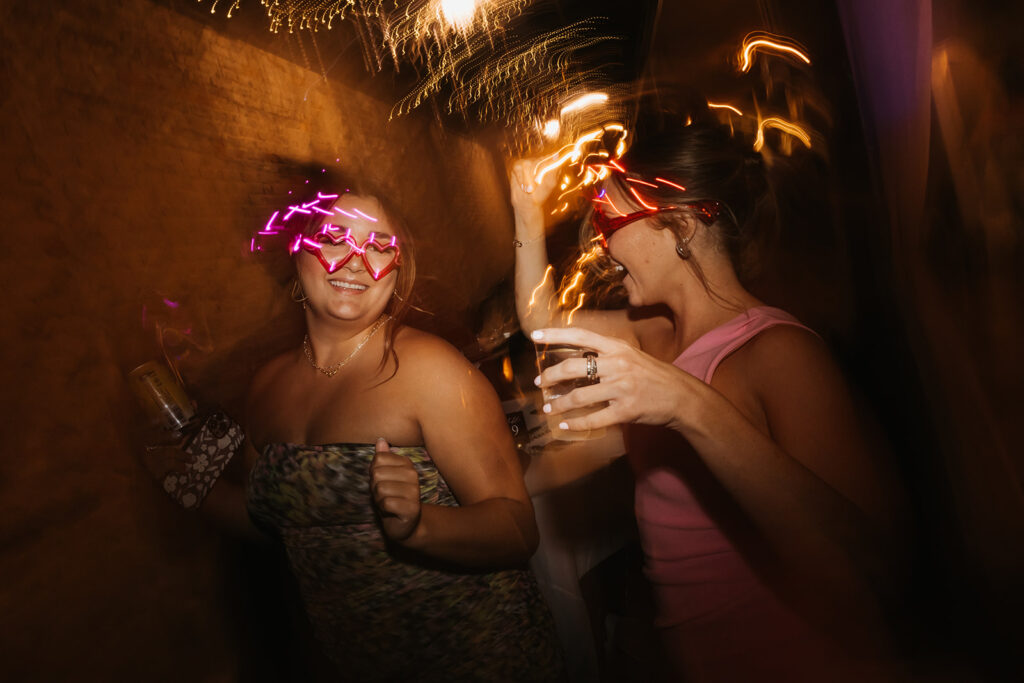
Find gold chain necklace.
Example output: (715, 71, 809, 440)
(302, 316, 390, 377)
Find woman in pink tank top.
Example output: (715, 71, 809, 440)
(510, 116, 905, 681)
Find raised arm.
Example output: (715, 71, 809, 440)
(510, 159, 559, 335)
(509, 159, 642, 345)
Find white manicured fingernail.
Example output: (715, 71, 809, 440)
(531, 330, 544, 340)
(543, 403, 552, 414)
(558, 422, 569, 430)
(534, 375, 541, 386)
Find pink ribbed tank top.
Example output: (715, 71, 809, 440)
(627, 307, 833, 680)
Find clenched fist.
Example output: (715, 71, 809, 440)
(369, 437, 422, 542)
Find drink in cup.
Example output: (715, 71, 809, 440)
(128, 360, 196, 431)
(534, 344, 606, 441)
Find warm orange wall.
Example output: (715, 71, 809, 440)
(0, 2, 514, 680)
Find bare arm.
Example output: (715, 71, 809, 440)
(531, 326, 901, 641)
(523, 425, 626, 496)
(509, 159, 637, 341)
(510, 159, 560, 335)
(135, 417, 266, 543)
(370, 336, 540, 567)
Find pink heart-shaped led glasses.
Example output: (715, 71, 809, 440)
(299, 226, 402, 281)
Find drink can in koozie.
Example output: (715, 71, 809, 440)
(128, 360, 196, 431)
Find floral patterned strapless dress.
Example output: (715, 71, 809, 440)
(247, 442, 563, 682)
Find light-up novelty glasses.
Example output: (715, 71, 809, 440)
(296, 226, 402, 280)
(590, 198, 723, 249)
(254, 191, 402, 280)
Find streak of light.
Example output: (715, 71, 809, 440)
(739, 32, 811, 72)
(440, 0, 478, 30)
(753, 117, 812, 151)
(566, 293, 585, 325)
(559, 271, 584, 305)
(655, 177, 686, 191)
(528, 265, 554, 309)
(627, 186, 657, 211)
(707, 101, 744, 116)
(559, 92, 608, 117)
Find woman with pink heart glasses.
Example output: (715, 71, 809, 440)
(509, 118, 907, 681)
(146, 173, 563, 680)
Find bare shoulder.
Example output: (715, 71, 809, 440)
(738, 323, 838, 385)
(733, 321, 899, 528)
(392, 326, 475, 376)
(388, 326, 491, 401)
(389, 326, 507, 429)
(731, 323, 862, 446)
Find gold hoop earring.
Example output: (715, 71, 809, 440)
(290, 278, 309, 304)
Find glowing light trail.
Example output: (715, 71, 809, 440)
(754, 117, 812, 151)
(559, 271, 584, 306)
(440, 0, 478, 30)
(559, 92, 608, 117)
(655, 177, 686, 191)
(528, 265, 554, 309)
(566, 293, 585, 325)
(707, 101, 744, 116)
(739, 33, 811, 72)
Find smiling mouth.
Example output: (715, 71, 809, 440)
(328, 280, 368, 292)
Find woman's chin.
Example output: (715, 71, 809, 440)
(312, 301, 385, 322)
(623, 275, 643, 307)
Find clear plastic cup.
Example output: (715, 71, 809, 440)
(534, 344, 606, 441)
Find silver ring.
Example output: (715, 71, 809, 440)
(585, 352, 598, 383)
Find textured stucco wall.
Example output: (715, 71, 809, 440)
(0, 1, 515, 680)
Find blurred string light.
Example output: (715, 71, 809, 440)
(196, 1, 622, 140)
(738, 31, 811, 72)
(531, 30, 820, 322)
(390, 17, 621, 130)
(698, 31, 816, 153)
(560, 91, 609, 116)
(201, 0, 242, 17)
(753, 116, 811, 151)
(707, 101, 743, 116)
(440, 0, 480, 30)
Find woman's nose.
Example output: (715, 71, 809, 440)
(343, 256, 365, 273)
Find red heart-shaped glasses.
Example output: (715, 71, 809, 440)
(299, 226, 402, 280)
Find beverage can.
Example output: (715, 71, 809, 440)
(128, 360, 196, 430)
